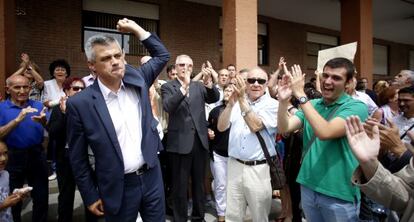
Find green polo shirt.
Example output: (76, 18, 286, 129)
(295, 93, 368, 202)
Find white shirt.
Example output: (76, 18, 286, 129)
(82, 74, 96, 87)
(352, 91, 378, 116)
(41, 79, 65, 105)
(98, 79, 144, 174)
(393, 114, 414, 144)
(228, 92, 279, 161)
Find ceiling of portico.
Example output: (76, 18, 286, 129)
(186, 0, 414, 46)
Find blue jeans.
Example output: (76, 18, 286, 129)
(301, 185, 359, 222)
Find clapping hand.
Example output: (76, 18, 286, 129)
(15, 106, 38, 123)
(284, 64, 306, 98)
(277, 73, 292, 102)
(364, 117, 406, 157)
(345, 115, 380, 164)
(31, 107, 47, 125)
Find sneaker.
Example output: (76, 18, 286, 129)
(48, 172, 57, 181)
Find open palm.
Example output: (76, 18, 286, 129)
(277, 75, 292, 101)
(345, 116, 380, 163)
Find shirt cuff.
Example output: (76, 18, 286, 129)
(139, 32, 151, 41)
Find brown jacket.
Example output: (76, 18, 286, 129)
(352, 158, 414, 222)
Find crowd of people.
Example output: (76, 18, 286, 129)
(0, 18, 414, 222)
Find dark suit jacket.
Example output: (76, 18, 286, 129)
(161, 79, 219, 154)
(66, 34, 170, 214)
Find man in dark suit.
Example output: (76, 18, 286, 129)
(66, 18, 170, 221)
(161, 55, 219, 222)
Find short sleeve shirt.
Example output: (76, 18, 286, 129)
(228, 93, 279, 161)
(0, 99, 45, 149)
(295, 93, 368, 202)
(0, 170, 13, 222)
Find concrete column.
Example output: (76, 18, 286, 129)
(0, 0, 16, 97)
(222, 0, 257, 71)
(341, 0, 373, 87)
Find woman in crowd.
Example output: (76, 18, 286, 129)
(375, 86, 400, 124)
(42, 59, 70, 108)
(10, 53, 44, 101)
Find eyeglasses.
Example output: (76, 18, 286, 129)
(246, 78, 267, 85)
(71, 86, 84, 91)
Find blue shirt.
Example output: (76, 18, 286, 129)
(228, 93, 279, 161)
(0, 99, 45, 149)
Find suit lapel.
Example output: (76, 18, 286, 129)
(90, 83, 124, 162)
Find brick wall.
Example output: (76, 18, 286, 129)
(13, 0, 414, 82)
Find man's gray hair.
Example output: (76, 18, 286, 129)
(84, 34, 122, 62)
(402, 70, 414, 85)
(175, 54, 192, 64)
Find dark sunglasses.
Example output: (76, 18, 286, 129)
(246, 78, 267, 85)
(71, 86, 84, 91)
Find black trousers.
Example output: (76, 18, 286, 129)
(169, 135, 208, 222)
(6, 144, 48, 222)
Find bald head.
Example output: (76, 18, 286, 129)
(246, 67, 268, 101)
(6, 75, 29, 87)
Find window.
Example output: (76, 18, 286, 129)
(373, 44, 388, 75)
(410, 50, 414, 70)
(82, 11, 158, 56)
(306, 32, 338, 70)
(258, 23, 268, 65)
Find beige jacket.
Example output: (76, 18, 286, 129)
(352, 158, 414, 222)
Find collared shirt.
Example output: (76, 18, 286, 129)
(295, 93, 368, 202)
(0, 99, 45, 148)
(352, 91, 378, 116)
(228, 92, 279, 161)
(82, 74, 96, 87)
(393, 114, 414, 144)
(97, 79, 144, 174)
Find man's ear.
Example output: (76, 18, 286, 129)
(87, 61, 96, 73)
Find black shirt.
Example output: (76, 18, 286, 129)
(208, 104, 229, 158)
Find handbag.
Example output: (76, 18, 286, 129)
(256, 131, 286, 190)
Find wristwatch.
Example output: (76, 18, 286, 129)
(298, 96, 308, 105)
(241, 108, 252, 117)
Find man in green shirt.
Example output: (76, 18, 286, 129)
(277, 58, 368, 221)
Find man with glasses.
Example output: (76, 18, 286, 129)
(161, 54, 219, 222)
(277, 58, 368, 221)
(0, 75, 49, 222)
(217, 67, 279, 221)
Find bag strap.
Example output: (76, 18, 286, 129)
(256, 131, 276, 168)
(301, 104, 341, 161)
(400, 122, 414, 140)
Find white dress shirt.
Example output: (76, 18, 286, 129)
(98, 79, 144, 174)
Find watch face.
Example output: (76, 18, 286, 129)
(299, 97, 307, 104)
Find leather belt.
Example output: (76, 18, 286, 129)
(126, 164, 149, 176)
(236, 158, 267, 166)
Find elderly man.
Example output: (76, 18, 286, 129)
(66, 18, 169, 221)
(394, 70, 414, 88)
(161, 54, 219, 222)
(277, 58, 368, 221)
(217, 67, 279, 221)
(0, 75, 48, 222)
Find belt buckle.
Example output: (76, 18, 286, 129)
(135, 164, 147, 175)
